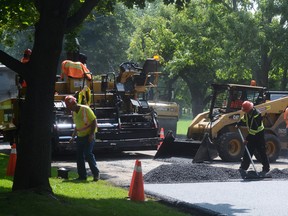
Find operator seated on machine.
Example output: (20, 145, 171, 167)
(230, 91, 244, 109)
(60, 53, 92, 81)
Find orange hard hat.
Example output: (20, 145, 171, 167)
(241, 101, 253, 113)
(24, 49, 32, 55)
(64, 95, 77, 108)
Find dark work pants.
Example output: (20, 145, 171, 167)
(76, 135, 99, 179)
(240, 130, 270, 172)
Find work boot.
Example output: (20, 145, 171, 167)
(259, 169, 272, 178)
(93, 173, 100, 182)
(238, 168, 247, 178)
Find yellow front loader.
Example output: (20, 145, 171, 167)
(155, 83, 288, 163)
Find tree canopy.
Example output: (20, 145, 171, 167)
(127, 0, 288, 115)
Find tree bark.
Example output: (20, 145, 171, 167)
(12, 0, 70, 193)
(179, 68, 210, 117)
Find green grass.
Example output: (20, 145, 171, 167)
(0, 153, 190, 216)
(177, 114, 193, 136)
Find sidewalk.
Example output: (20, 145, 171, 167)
(0, 142, 10, 154)
(145, 179, 288, 216)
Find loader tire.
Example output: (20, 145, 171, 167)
(254, 134, 280, 163)
(216, 132, 244, 162)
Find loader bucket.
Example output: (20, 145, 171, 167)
(154, 131, 203, 159)
(154, 131, 218, 162)
(192, 133, 218, 163)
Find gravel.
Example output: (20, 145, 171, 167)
(144, 162, 288, 183)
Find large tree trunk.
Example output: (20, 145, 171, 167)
(189, 85, 206, 117)
(12, 1, 69, 193)
(179, 69, 209, 117)
(257, 51, 271, 88)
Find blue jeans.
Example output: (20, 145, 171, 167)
(76, 135, 99, 179)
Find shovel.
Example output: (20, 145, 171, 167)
(237, 127, 260, 177)
(237, 127, 263, 179)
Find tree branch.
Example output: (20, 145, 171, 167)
(65, 0, 101, 33)
(0, 50, 24, 76)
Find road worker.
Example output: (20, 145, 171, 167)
(230, 92, 243, 109)
(21, 48, 32, 63)
(236, 101, 270, 176)
(250, 79, 257, 86)
(61, 52, 91, 81)
(19, 48, 32, 87)
(60, 60, 91, 81)
(65, 95, 100, 181)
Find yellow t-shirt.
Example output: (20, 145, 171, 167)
(73, 105, 97, 137)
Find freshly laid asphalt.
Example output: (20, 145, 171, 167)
(145, 179, 288, 216)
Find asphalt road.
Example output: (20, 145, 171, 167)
(2, 142, 288, 216)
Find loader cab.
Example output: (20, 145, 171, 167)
(209, 84, 266, 121)
(265, 91, 288, 101)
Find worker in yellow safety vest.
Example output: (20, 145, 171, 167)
(236, 101, 270, 175)
(65, 95, 100, 181)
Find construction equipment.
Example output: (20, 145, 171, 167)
(0, 57, 180, 154)
(52, 58, 164, 153)
(148, 101, 179, 134)
(0, 65, 18, 102)
(155, 83, 288, 163)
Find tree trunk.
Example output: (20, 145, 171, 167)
(189, 85, 206, 117)
(12, 1, 69, 193)
(179, 70, 208, 117)
(13, 74, 55, 192)
(256, 45, 271, 87)
(166, 75, 179, 101)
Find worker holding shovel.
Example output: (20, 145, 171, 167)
(236, 101, 270, 178)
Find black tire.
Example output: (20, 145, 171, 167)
(216, 132, 245, 162)
(254, 134, 281, 163)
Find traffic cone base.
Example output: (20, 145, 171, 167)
(128, 160, 145, 201)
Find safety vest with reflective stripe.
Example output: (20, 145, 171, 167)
(73, 105, 97, 137)
(78, 86, 91, 106)
(61, 60, 91, 80)
(241, 108, 264, 135)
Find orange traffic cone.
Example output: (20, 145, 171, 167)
(128, 160, 137, 198)
(157, 128, 165, 150)
(6, 143, 17, 176)
(128, 160, 145, 201)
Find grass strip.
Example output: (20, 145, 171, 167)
(0, 153, 189, 216)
